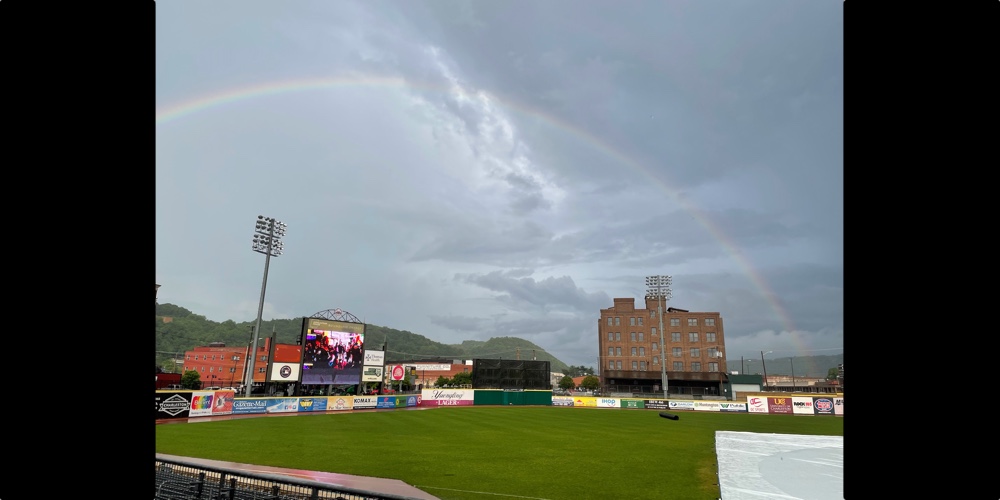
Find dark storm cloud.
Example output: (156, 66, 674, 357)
(455, 270, 611, 313)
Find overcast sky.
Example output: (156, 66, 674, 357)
(156, 1, 842, 369)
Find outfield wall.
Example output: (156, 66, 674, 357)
(156, 389, 843, 420)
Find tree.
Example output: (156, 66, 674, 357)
(558, 375, 575, 390)
(181, 370, 202, 390)
(580, 375, 600, 391)
(435, 375, 451, 387)
(826, 367, 838, 380)
(452, 371, 472, 386)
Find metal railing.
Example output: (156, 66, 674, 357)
(155, 455, 429, 500)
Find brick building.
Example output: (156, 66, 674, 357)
(599, 297, 728, 398)
(182, 338, 273, 389)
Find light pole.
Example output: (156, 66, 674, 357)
(761, 350, 773, 391)
(244, 215, 286, 398)
(645, 275, 672, 400)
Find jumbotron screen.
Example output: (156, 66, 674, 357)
(300, 318, 366, 385)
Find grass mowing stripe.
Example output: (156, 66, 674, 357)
(156, 407, 842, 500)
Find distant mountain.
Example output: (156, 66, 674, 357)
(155, 303, 571, 373)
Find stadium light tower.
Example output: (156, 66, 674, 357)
(646, 275, 672, 400)
(244, 215, 287, 398)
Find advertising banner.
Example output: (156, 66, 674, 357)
(746, 396, 769, 414)
(767, 397, 792, 414)
(812, 397, 835, 415)
(212, 390, 235, 415)
(297, 397, 328, 412)
(718, 402, 747, 412)
(596, 398, 620, 408)
(413, 364, 451, 371)
(363, 350, 385, 366)
(552, 396, 574, 406)
(573, 397, 597, 407)
(620, 399, 645, 409)
(792, 397, 814, 415)
(694, 401, 722, 412)
(406, 395, 420, 407)
(390, 365, 405, 381)
(266, 398, 300, 413)
(644, 399, 670, 410)
(268, 363, 301, 383)
(362, 366, 384, 382)
(327, 396, 354, 411)
(422, 389, 476, 406)
(233, 398, 269, 415)
(377, 396, 397, 409)
(667, 400, 695, 410)
(395, 396, 407, 408)
(353, 396, 377, 409)
(190, 391, 217, 417)
(155, 392, 191, 419)
(834, 397, 844, 415)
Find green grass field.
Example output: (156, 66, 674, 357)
(155, 407, 843, 500)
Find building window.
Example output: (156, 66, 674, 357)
(632, 361, 638, 370)
(186, 355, 190, 361)
(259, 367, 265, 373)
(607, 317, 612, 326)
(609, 361, 614, 370)
(653, 356, 659, 364)
(708, 362, 719, 372)
(631, 347, 637, 356)
(639, 347, 645, 356)
(672, 347, 682, 357)
(630, 317, 636, 326)
(630, 332, 636, 341)
(672, 332, 681, 342)
(230, 367, 235, 373)
(615, 332, 621, 341)
(608, 347, 614, 356)
(616, 361, 622, 370)
(651, 311, 655, 318)
(706, 318, 715, 326)
(692, 362, 702, 371)
(670, 318, 680, 326)
(652, 342, 658, 351)
(616, 347, 622, 356)
(651, 327, 656, 337)
(200, 367, 205, 372)
(608, 332, 613, 341)
(690, 348, 700, 357)
(638, 317, 643, 326)
(689, 332, 699, 342)
(640, 361, 646, 370)
(212, 355, 216, 360)
(706, 332, 716, 342)
(708, 348, 719, 358)
(615, 317, 621, 326)
(637, 332, 643, 342)
(688, 318, 698, 326)
(673, 361, 683, 371)
(260, 355, 266, 362)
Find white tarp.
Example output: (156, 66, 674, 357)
(716, 431, 843, 500)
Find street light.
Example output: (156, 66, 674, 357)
(761, 350, 773, 391)
(646, 275, 672, 400)
(244, 215, 287, 398)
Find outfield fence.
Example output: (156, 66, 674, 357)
(156, 388, 843, 420)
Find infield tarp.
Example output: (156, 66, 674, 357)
(716, 431, 843, 500)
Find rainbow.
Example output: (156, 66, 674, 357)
(156, 74, 805, 354)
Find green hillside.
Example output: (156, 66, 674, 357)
(154, 303, 571, 373)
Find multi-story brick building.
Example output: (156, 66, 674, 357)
(182, 338, 273, 389)
(599, 297, 727, 398)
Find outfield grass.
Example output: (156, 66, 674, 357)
(155, 407, 843, 500)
